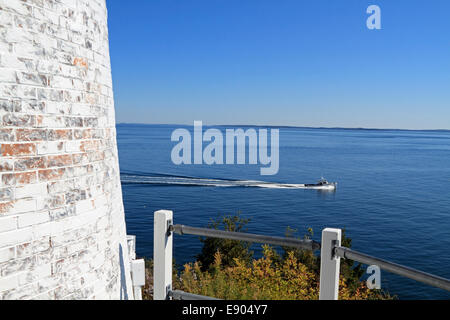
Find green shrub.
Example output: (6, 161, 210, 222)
(196, 213, 253, 271)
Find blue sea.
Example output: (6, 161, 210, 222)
(117, 124, 450, 300)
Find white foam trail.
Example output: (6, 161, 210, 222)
(121, 174, 335, 190)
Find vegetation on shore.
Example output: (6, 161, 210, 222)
(143, 214, 393, 300)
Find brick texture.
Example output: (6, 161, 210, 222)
(0, 0, 134, 300)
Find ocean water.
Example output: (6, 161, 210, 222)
(117, 124, 450, 300)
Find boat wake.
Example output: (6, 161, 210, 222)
(120, 172, 336, 190)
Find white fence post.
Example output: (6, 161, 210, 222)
(127, 235, 145, 300)
(319, 228, 342, 300)
(154, 210, 173, 300)
(131, 259, 145, 300)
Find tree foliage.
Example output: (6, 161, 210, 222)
(180, 247, 392, 300)
(196, 213, 253, 271)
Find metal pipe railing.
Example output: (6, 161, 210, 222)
(169, 290, 222, 301)
(171, 224, 321, 251)
(335, 246, 450, 292)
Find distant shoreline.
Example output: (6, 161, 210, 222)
(116, 123, 450, 132)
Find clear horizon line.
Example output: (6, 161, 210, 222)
(116, 122, 450, 132)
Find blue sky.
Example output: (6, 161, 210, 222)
(107, 0, 450, 130)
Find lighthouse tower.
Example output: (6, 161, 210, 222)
(0, 0, 135, 299)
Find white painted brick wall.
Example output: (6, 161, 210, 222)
(0, 0, 134, 300)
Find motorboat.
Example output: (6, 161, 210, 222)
(304, 177, 337, 190)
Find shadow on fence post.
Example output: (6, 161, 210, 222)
(319, 228, 342, 300)
(154, 210, 173, 300)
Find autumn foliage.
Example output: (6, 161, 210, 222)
(178, 246, 390, 300)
